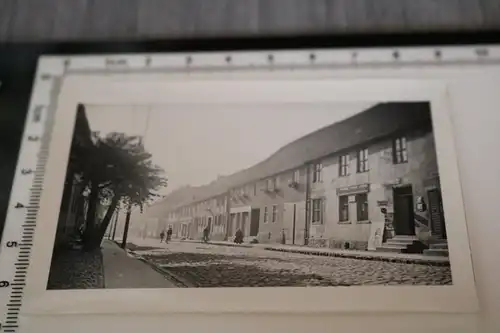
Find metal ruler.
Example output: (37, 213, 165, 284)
(0, 44, 499, 332)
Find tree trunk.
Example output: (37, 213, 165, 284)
(94, 195, 120, 245)
(121, 203, 132, 249)
(82, 181, 100, 251)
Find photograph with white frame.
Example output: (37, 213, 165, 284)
(21, 57, 477, 316)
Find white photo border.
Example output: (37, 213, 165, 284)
(19, 51, 486, 316)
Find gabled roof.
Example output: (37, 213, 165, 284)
(150, 102, 431, 215)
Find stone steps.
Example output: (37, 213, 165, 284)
(376, 235, 425, 254)
(424, 239, 448, 256)
(376, 245, 406, 253)
(423, 248, 449, 257)
(429, 243, 448, 250)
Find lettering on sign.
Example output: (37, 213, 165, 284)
(336, 183, 370, 196)
(377, 200, 388, 207)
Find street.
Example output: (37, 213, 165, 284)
(127, 240, 452, 288)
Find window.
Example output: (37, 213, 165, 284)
(393, 137, 408, 164)
(253, 183, 257, 196)
(264, 207, 269, 223)
(339, 196, 349, 222)
(312, 199, 323, 224)
(293, 169, 300, 183)
(339, 154, 349, 176)
(274, 177, 280, 189)
(266, 179, 273, 191)
(272, 205, 278, 223)
(356, 193, 369, 221)
(313, 163, 322, 183)
(357, 148, 369, 173)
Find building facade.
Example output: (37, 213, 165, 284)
(306, 127, 440, 250)
(141, 102, 448, 253)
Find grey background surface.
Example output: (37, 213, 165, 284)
(0, 0, 499, 41)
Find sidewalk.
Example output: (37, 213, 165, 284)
(101, 240, 178, 288)
(126, 237, 449, 266)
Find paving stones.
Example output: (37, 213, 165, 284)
(47, 248, 104, 289)
(136, 241, 452, 288)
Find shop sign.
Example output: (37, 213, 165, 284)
(336, 183, 370, 196)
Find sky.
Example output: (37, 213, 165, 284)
(84, 102, 374, 195)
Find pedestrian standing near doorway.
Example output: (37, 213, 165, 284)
(166, 226, 173, 244)
(160, 230, 165, 243)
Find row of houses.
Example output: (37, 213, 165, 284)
(137, 102, 448, 253)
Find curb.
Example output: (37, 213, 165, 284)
(181, 239, 254, 248)
(127, 239, 450, 267)
(184, 240, 449, 266)
(127, 250, 196, 288)
(263, 247, 450, 267)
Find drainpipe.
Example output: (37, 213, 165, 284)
(304, 164, 311, 246)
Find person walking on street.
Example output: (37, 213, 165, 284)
(166, 226, 173, 244)
(203, 225, 210, 243)
(160, 230, 165, 243)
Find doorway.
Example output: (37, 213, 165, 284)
(241, 212, 249, 236)
(428, 189, 447, 239)
(207, 217, 212, 234)
(250, 209, 260, 236)
(228, 214, 235, 237)
(392, 185, 415, 236)
(283, 201, 306, 245)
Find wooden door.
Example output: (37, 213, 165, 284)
(283, 203, 296, 244)
(242, 212, 249, 236)
(207, 217, 212, 234)
(428, 189, 447, 239)
(250, 209, 260, 236)
(294, 201, 306, 245)
(392, 186, 415, 236)
(228, 214, 235, 237)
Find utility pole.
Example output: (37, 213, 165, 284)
(121, 202, 132, 249)
(111, 207, 119, 240)
(304, 164, 311, 246)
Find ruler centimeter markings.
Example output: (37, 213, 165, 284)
(0, 45, 498, 333)
(0, 69, 58, 333)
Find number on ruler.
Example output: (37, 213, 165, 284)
(32, 105, 43, 123)
(105, 58, 128, 67)
(0, 281, 10, 287)
(21, 168, 33, 175)
(14, 203, 25, 209)
(475, 47, 489, 58)
(6, 241, 18, 248)
(27, 135, 40, 142)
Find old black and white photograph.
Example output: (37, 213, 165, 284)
(47, 101, 452, 290)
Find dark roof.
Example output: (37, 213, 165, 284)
(150, 102, 431, 215)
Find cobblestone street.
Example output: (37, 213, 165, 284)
(128, 240, 452, 288)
